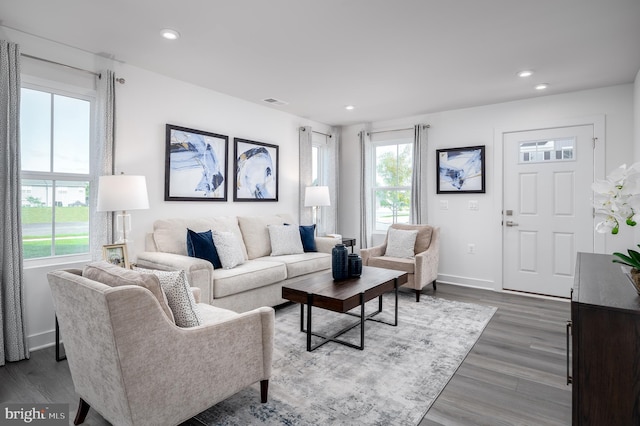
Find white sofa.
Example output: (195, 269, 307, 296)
(136, 214, 340, 313)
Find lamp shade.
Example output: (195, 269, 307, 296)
(304, 186, 330, 207)
(97, 175, 149, 212)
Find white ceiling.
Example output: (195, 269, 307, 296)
(1, 0, 639, 126)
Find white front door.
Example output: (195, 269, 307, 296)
(503, 125, 594, 298)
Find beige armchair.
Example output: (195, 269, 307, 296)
(360, 224, 440, 302)
(47, 268, 274, 426)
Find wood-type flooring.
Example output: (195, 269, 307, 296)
(0, 283, 571, 425)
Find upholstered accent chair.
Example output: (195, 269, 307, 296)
(360, 224, 440, 302)
(47, 268, 274, 426)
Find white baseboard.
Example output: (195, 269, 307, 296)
(437, 273, 495, 290)
(28, 329, 56, 352)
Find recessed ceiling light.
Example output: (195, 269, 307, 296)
(535, 83, 549, 90)
(345, 105, 355, 110)
(161, 29, 180, 40)
(518, 70, 533, 78)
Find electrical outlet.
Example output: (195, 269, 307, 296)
(440, 200, 449, 210)
(467, 243, 476, 254)
(469, 200, 479, 210)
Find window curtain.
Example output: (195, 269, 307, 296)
(410, 124, 429, 224)
(0, 41, 29, 365)
(299, 126, 313, 225)
(359, 129, 372, 248)
(90, 70, 115, 259)
(298, 126, 339, 235)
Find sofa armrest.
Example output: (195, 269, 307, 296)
(360, 244, 386, 265)
(107, 287, 274, 424)
(136, 251, 214, 304)
(414, 226, 440, 284)
(315, 236, 341, 254)
(191, 287, 201, 303)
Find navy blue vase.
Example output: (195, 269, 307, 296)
(348, 253, 362, 277)
(332, 244, 349, 280)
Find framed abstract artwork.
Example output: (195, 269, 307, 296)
(233, 138, 279, 201)
(436, 145, 486, 193)
(165, 124, 229, 201)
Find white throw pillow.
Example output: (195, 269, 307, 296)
(136, 268, 202, 328)
(211, 230, 245, 269)
(385, 228, 418, 259)
(268, 224, 304, 256)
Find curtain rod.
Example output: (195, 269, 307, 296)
(312, 130, 332, 138)
(20, 53, 125, 83)
(369, 124, 430, 136)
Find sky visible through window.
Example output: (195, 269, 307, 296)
(21, 88, 90, 173)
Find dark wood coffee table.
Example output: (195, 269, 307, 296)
(282, 266, 408, 351)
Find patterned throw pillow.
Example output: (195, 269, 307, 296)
(268, 224, 304, 256)
(136, 268, 202, 328)
(384, 227, 419, 259)
(211, 230, 245, 269)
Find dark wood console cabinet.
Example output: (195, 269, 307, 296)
(571, 252, 640, 425)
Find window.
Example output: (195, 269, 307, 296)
(519, 137, 575, 163)
(311, 133, 328, 186)
(372, 137, 413, 232)
(20, 86, 93, 260)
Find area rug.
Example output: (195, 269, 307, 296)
(193, 292, 496, 425)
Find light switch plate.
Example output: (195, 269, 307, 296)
(440, 200, 449, 210)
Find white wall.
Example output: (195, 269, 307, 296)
(3, 26, 331, 350)
(635, 69, 640, 160)
(113, 62, 331, 258)
(340, 84, 635, 290)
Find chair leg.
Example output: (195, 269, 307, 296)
(73, 398, 90, 425)
(415, 289, 420, 302)
(433, 280, 437, 291)
(260, 380, 269, 403)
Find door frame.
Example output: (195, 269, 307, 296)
(493, 115, 605, 292)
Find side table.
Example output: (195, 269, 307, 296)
(342, 237, 356, 253)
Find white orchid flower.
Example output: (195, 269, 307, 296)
(595, 216, 618, 234)
(593, 162, 640, 235)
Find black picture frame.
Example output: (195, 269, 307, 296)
(165, 124, 229, 201)
(436, 145, 486, 194)
(233, 138, 279, 201)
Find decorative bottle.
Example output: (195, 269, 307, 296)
(332, 244, 349, 280)
(348, 253, 362, 277)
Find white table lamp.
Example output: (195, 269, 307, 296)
(304, 186, 330, 234)
(97, 174, 149, 243)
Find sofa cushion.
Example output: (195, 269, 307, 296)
(258, 252, 331, 279)
(212, 231, 245, 269)
(367, 256, 415, 274)
(213, 260, 287, 298)
(385, 227, 418, 258)
(137, 268, 203, 328)
(153, 216, 248, 259)
(268, 224, 304, 256)
(186, 229, 222, 269)
(197, 303, 239, 324)
(83, 261, 175, 323)
(298, 224, 317, 252)
(237, 215, 285, 259)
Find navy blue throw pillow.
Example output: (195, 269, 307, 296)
(298, 224, 317, 252)
(186, 229, 222, 269)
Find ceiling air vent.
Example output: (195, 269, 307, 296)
(262, 97, 289, 106)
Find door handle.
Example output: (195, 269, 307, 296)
(506, 221, 519, 227)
